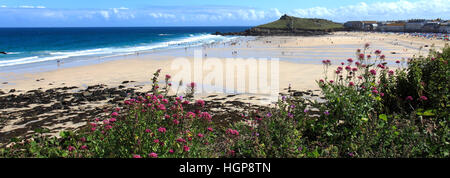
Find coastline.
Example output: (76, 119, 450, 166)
(0, 31, 448, 143)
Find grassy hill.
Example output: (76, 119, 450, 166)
(256, 14, 344, 30)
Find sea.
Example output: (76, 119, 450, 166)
(0, 27, 250, 70)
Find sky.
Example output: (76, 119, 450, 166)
(0, 0, 449, 27)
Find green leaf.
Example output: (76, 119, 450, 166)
(422, 110, 435, 116)
(379, 114, 388, 121)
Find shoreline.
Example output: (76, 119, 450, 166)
(0, 31, 448, 143)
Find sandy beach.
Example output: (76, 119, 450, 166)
(1, 32, 447, 93)
(0, 31, 448, 141)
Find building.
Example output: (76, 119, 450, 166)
(378, 22, 405, 32)
(439, 23, 450, 33)
(423, 22, 440, 33)
(344, 21, 377, 31)
(405, 19, 426, 32)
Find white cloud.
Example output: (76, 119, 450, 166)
(290, 0, 450, 21)
(1, 5, 6, 8)
(18, 5, 46, 9)
(149, 12, 176, 19)
(99, 11, 109, 20)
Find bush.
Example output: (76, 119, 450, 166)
(1, 45, 448, 158)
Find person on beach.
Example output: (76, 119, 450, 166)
(57, 59, 61, 67)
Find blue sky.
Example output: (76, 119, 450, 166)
(0, 0, 449, 27)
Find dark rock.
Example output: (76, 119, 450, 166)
(9, 89, 16, 93)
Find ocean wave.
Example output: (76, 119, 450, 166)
(0, 34, 234, 67)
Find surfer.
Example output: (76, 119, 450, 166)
(0, 51, 7, 54)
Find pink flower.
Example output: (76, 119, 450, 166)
(345, 66, 351, 71)
(197, 133, 204, 138)
(111, 112, 119, 117)
(183, 145, 190, 152)
(405, 96, 413, 101)
(370, 69, 377, 75)
(162, 99, 168, 104)
(329, 80, 334, 83)
(187, 112, 196, 118)
(380, 93, 385, 97)
(158, 127, 167, 133)
(322, 60, 331, 65)
(372, 90, 379, 94)
(200, 112, 212, 120)
(81, 145, 88, 150)
(388, 70, 394, 76)
(347, 58, 353, 63)
(115, 107, 120, 112)
(165, 74, 171, 80)
(352, 67, 358, 72)
(365, 43, 370, 48)
(109, 118, 117, 122)
(207, 127, 214, 132)
(375, 50, 381, 55)
(145, 129, 151, 133)
(89, 122, 97, 127)
(380, 55, 386, 60)
(355, 61, 361, 66)
(196, 100, 205, 107)
(158, 104, 166, 111)
(68, 146, 75, 152)
(148, 152, 158, 158)
(358, 54, 365, 60)
(91, 127, 96, 132)
(176, 138, 186, 143)
(80, 137, 86, 142)
(349, 82, 355, 87)
(172, 119, 180, 125)
(169, 149, 174, 154)
(396, 60, 400, 64)
(154, 139, 160, 143)
(367, 55, 372, 59)
(226, 129, 239, 136)
(133, 155, 142, 158)
(419, 96, 428, 101)
(188, 82, 196, 88)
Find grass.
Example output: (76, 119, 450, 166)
(256, 15, 344, 31)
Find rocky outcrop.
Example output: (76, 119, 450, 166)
(215, 28, 336, 36)
(215, 14, 345, 36)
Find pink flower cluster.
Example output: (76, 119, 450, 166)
(226, 129, 240, 136)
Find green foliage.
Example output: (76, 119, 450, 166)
(1, 45, 449, 158)
(257, 15, 344, 30)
